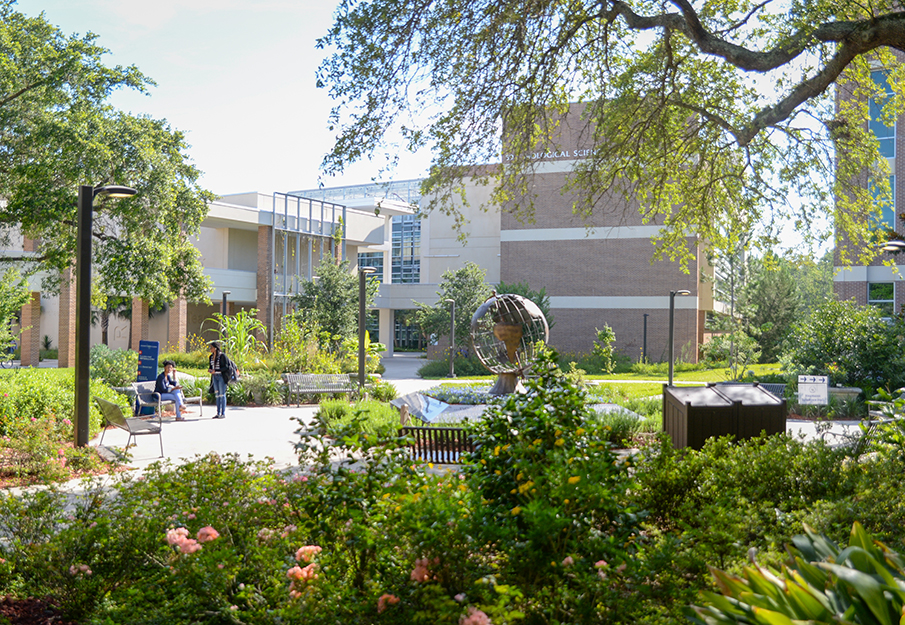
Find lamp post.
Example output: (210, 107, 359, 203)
(881, 240, 905, 252)
(75, 184, 136, 446)
(642, 313, 649, 363)
(221, 290, 231, 316)
(668, 289, 691, 387)
(358, 267, 376, 389)
(445, 298, 456, 378)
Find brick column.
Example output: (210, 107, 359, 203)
(257, 224, 273, 346)
(130, 297, 149, 351)
(58, 268, 76, 368)
(168, 295, 187, 352)
(19, 292, 41, 367)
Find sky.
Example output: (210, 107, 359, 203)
(15, 0, 431, 196)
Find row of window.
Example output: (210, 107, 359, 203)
(358, 215, 421, 284)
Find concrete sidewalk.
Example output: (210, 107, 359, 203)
(88, 354, 867, 474)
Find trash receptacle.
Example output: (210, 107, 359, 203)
(663, 385, 735, 450)
(709, 383, 786, 441)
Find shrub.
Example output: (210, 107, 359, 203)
(89, 344, 138, 387)
(463, 347, 642, 595)
(367, 379, 397, 402)
(417, 353, 487, 378)
(316, 398, 401, 437)
(780, 299, 905, 389)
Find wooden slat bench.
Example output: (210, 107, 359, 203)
(399, 426, 474, 464)
(282, 373, 357, 406)
(95, 397, 164, 457)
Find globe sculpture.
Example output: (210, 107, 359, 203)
(470, 293, 550, 395)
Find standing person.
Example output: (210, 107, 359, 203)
(208, 341, 228, 419)
(155, 360, 189, 421)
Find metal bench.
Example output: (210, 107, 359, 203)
(399, 426, 474, 464)
(282, 373, 357, 406)
(131, 379, 203, 418)
(95, 397, 164, 457)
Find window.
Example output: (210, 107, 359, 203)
(868, 282, 894, 317)
(870, 70, 896, 159)
(358, 252, 384, 283)
(870, 175, 897, 230)
(391, 215, 420, 284)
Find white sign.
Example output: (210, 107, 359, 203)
(798, 375, 829, 405)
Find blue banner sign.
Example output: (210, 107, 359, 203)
(137, 340, 160, 382)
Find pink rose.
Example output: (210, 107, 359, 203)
(459, 606, 491, 625)
(197, 526, 220, 543)
(377, 593, 400, 613)
(295, 545, 322, 562)
(562, 556, 574, 567)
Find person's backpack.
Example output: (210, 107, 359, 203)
(224, 355, 240, 384)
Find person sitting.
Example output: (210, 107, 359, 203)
(155, 360, 189, 421)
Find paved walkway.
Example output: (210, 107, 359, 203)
(86, 354, 865, 474)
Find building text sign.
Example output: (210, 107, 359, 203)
(798, 375, 828, 405)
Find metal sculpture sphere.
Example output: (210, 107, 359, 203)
(470, 293, 549, 394)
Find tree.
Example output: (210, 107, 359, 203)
(497, 280, 555, 330)
(742, 254, 800, 363)
(787, 248, 835, 319)
(0, 3, 214, 307)
(415, 262, 492, 348)
(318, 0, 905, 265)
(291, 259, 379, 342)
(0, 269, 31, 353)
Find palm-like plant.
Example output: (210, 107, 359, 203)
(206, 309, 268, 369)
(687, 522, 905, 625)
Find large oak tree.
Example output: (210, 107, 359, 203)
(0, 1, 214, 307)
(317, 0, 905, 264)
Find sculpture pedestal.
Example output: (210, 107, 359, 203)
(489, 372, 525, 395)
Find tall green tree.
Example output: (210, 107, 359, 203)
(742, 254, 800, 363)
(0, 2, 213, 307)
(0, 268, 31, 353)
(318, 0, 904, 265)
(415, 262, 492, 348)
(787, 248, 835, 319)
(291, 259, 379, 342)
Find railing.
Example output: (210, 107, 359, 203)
(399, 426, 474, 464)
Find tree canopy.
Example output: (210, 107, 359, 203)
(415, 262, 492, 347)
(0, 2, 214, 307)
(291, 259, 379, 342)
(318, 0, 905, 265)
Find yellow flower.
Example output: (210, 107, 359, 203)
(511, 506, 522, 516)
(555, 429, 562, 436)
(575, 428, 585, 436)
(428, 463, 433, 469)
(480, 459, 486, 465)
(533, 439, 542, 446)
(518, 481, 535, 494)
(381, 493, 390, 499)
(568, 476, 581, 485)
(494, 445, 501, 456)
(555, 439, 565, 447)
(510, 489, 517, 494)
(459, 484, 467, 492)
(502, 444, 511, 451)
(516, 472, 524, 481)
(495, 470, 502, 476)
(531, 488, 537, 494)
(563, 498, 570, 505)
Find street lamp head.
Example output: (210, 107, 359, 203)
(223, 290, 231, 295)
(94, 185, 137, 199)
(881, 240, 905, 252)
(360, 266, 376, 274)
(445, 298, 455, 304)
(672, 289, 691, 296)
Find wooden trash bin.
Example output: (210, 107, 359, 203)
(709, 383, 786, 441)
(663, 385, 735, 450)
(663, 383, 788, 450)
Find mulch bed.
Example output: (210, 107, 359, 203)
(0, 596, 79, 625)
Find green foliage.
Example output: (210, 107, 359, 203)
(780, 299, 905, 389)
(159, 348, 211, 370)
(0, 368, 120, 437)
(0, 3, 214, 305)
(367, 379, 397, 402)
(497, 280, 555, 329)
(291, 259, 378, 342)
(317, 0, 904, 266)
(591, 324, 618, 374)
(463, 346, 642, 593)
(270, 318, 343, 374)
(417, 353, 488, 378)
(315, 398, 401, 437)
(743, 254, 800, 363)
(415, 262, 492, 348)
(89, 344, 138, 387)
(688, 522, 905, 625)
(700, 322, 762, 378)
(206, 308, 268, 370)
(788, 249, 835, 319)
(0, 269, 30, 353)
